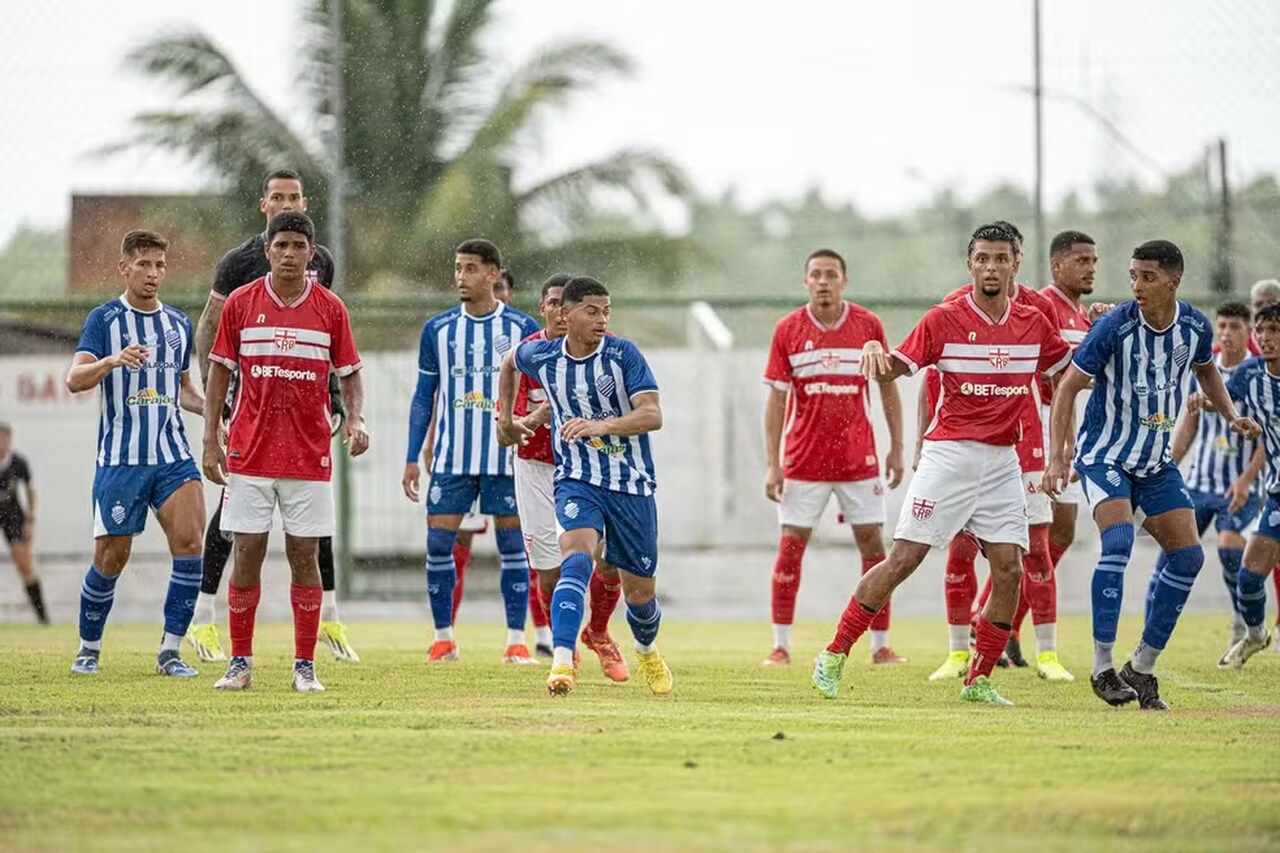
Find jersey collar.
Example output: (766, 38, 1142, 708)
(117, 294, 164, 315)
(1044, 284, 1080, 310)
(560, 335, 605, 362)
(963, 292, 1011, 326)
(461, 301, 505, 321)
(805, 301, 849, 332)
(1138, 300, 1180, 334)
(264, 274, 313, 309)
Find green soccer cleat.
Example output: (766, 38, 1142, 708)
(959, 675, 1014, 706)
(811, 649, 847, 700)
(927, 650, 971, 682)
(1035, 650, 1075, 682)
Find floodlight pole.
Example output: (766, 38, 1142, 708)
(329, 0, 354, 598)
(1032, 0, 1046, 285)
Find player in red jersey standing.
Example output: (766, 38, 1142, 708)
(202, 212, 369, 693)
(812, 224, 1071, 706)
(762, 249, 905, 666)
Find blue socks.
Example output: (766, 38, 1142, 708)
(79, 565, 118, 649)
(626, 597, 662, 649)
(163, 556, 203, 639)
(425, 527, 458, 630)
(1142, 544, 1204, 651)
(1219, 547, 1245, 619)
(551, 551, 593, 650)
(1092, 523, 1134, 644)
(495, 528, 530, 632)
(1237, 566, 1269, 628)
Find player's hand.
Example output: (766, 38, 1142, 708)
(402, 462, 421, 502)
(860, 340, 891, 380)
(343, 418, 370, 457)
(1088, 302, 1116, 320)
(202, 441, 227, 486)
(1229, 416, 1261, 440)
(884, 447, 904, 489)
(1041, 458, 1070, 499)
(764, 464, 784, 503)
(1225, 476, 1253, 514)
(497, 417, 534, 447)
(1186, 392, 1205, 414)
(560, 417, 606, 441)
(113, 343, 150, 370)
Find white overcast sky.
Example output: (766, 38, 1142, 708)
(2, 0, 1278, 242)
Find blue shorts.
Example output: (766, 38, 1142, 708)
(555, 478, 658, 578)
(1076, 460, 1194, 519)
(1188, 488, 1262, 536)
(427, 473, 517, 517)
(92, 459, 201, 538)
(1255, 496, 1280, 542)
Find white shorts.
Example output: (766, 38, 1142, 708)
(220, 474, 335, 537)
(514, 457, 559, 570)
(779, 478, 886, 528)
(1023, 472, 1053, 525)
(1054, 476, 1085, 506)
(894, 440, 1029, 552)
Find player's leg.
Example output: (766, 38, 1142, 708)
(514, 456, 557, 657)
(277, 477, 336, 692)
(767, 479, 827, 665)
(582, 557, 629, 682)
(1143, 493, 1212, 627)
(602, 489, 668, 695)
(931, 533, 980, 680)
(423, 474, 478, 660)
(316, 535, 359, 663)
(451, 508, 483, 620)
(6, 521, 48, 624)
(1221, 499, 1280, 668)
(546, 484, 604, 695)
(1022, 485, 1071, 679)
(483, 474, 536, 663)
(188, 494, 231, 661)
(1048, 496, 1077, 570)
(152, 472, 205, 678)
(214, 474, 276, 690)
(837, 479, 901, 664)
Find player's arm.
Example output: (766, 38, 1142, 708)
(178, 370, 205, 416)
(1193, 360, 1260, 439)
(861, 340, 911, 383)
(762, 386, 787, 502)
(496, 350, 535, 448)
(339, 371, 369, 457)
(1042, 364, 1091, 497)
(201, 362, 233, 485)
(520, 402, 552, 430)
(1169, 407, 1198, 465)
(876, 377, 904, 488)
(194, 294, 224, 386)
(19, 462, 35, 540)
(1226, 443, 1266, 513)
(561, 391, 661, 439)
(66, 348, 148, 393)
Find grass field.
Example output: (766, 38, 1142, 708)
(2, 614, 1279, 851)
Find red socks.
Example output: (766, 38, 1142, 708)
(1021, 524, 1056, 628)
(228, 584, 261, 658)
(1048, 539, 1068, 569)
(588, 570, 622, 634)
(828, 595, 881, 655)
(528, 569, 549, 629)
(863, 555, 890, 631)
(1273, 564, 1280, 626)
(944, 534, 980, 625)
(967, 615, 1011, 684)
(450, 542, 471, 619)
(771, 535, 808, 625)
(291, 583, 322, 662)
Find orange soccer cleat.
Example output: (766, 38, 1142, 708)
(503, 644, 538, 665)
(580, 628, 630, 682)
(761, 646, 791, 667)
(872, 646, 908, 665)
(427, 640, 460, 662)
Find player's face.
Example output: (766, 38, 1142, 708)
(804, 258, 846, 308)
(266, 231, 316, 282)
(260, 179, 306, 222)
(1051, 243, 1097, 295)
(566, 295, 610, 345)
(118, 248, 167, 301)
(540, 286, 566, 336)
(455, 254, 498, 303)
(1129, 261, 1178, 309)
(967, 240, 1015, 297)
(1216, 316, 1251, 357)
(1255, 319, 1280, 363)
(494, 277, 513, 304)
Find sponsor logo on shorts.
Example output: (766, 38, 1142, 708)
(803, 381, 859, 396)
(959, 382, 1029, 397)
(110, 504, 126, 525)
(872, 482, 884, 496)
(911, 498, 935, 520)
(250, 364, 318, 381)
(429, 485, 442, 505)
(1270, 510, 1280, 528)
(564, 501, 580, 520)
(641, 556, 652, 570)
(1106, 469, 1123, 488)
(504, 495, 516, 509)
(454, 391, 495, 411)
(1139, 412, 1174, 431)
(126, 388, 176, 406)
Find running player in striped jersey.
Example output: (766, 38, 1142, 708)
(1248, 280, 1280, 646)
(403, 240, 541, 664)
(1151, 301, 1262, 664)
(498, 276, 671, 697)
(1219, 303, 1280, 667)
(1044, 240, 1260, 710)
(66, 230, 206, 679)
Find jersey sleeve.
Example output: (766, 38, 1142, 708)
(1037, 315, 1073, 375)
(208, 293, 242, 370)
(1071, 313, 1113, 377)
(210, 250, 240, 300)
(328, 298, 362, 376)
(1225, 361, 1253, 411)
(314, 246, 337, 288)
(622, 342, 659, 398)
(75, 308, 106, 359)
(763, 324, 792, 391)
(1192, 311, 1214, 366)
(13, 455, 30, 484)
(418, 320, 439, 376)
(892, 309, 941, 374)
(513, 340, 540, 377)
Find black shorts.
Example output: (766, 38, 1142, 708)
(0, 509, 27, 544)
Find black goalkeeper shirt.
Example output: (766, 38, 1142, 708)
(212, 232, 335, 298)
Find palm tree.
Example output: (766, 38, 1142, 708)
(109, 0, 689, 292)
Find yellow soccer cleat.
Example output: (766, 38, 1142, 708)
(546, 663, 576, 696)
(928, 650, 971, 682)
(636, 649, 674, 695)
(1036, 650, 1075, 682)
(319, 621, 361, 663)
(187, 624, 227, 662)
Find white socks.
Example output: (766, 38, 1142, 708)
(948, 624, 970, 652)
(635, 641, 656, 654)
(1034, 622, 1056, 654)
(434, 627, 454, 642)
(772, 624, 792, 651)
(534, 626, 552, 647)
(553, 646, 574, 668)
(1093, 640, 1114, 676)
(160, 632, 183, 653)
(193, 591, 216, 626)
(321, 590, 339, 623)
(506, 628, 525, 647)
(870, 630, 889, 653)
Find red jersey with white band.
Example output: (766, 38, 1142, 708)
(209, 275, 362, 481)
(514, 329, 554, 464)
(1040, 284, 1092, 350)
(764, 302, 887, 482)
(896, 295, 1070, 447)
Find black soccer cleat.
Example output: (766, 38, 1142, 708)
(1119, 662, 1169, 711)
(535, 642, 554, 660)
(1005, 635, 1029, 668)
(1090, 667, 1137, 707)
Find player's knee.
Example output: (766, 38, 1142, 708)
(1166, 543, 1204, 579)
(93, 538, 130, 575)
(169, 527, 203, 556)
(426, 526, 458, 559)
(1099, 522, 1135, 560)
(560, 550, 593, 584)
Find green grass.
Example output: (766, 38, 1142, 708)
(2, 615, 1278, 851)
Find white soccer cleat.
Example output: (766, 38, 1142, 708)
(213, 656, 252, 691)
(291, 660, 326, 693)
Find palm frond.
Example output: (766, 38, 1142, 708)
(516, 149, 690, 218)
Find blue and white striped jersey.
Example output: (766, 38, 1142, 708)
(1227, 357, 1280, 496)
(75, 296, 195, 467)
(1074, 300, 1213, 475)
(417, 302, 540, 476)
(513, 335, 659, 496)
(1185, 356, 1259, 495)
